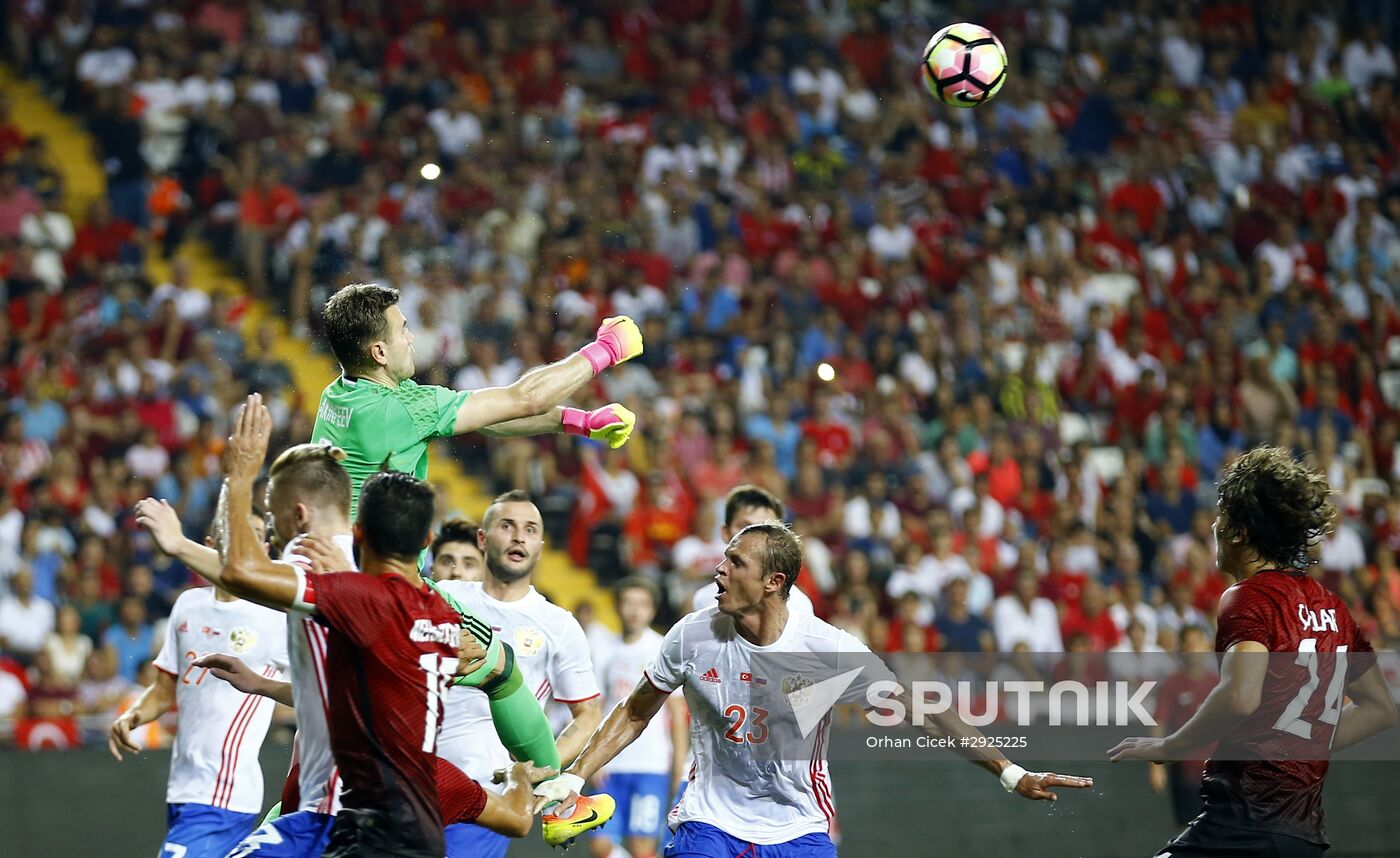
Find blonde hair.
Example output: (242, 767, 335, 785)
(268, 443, 352, 514)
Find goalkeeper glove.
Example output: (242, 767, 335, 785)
(562, 404, 636, 449)
(578, 316, 644, 374)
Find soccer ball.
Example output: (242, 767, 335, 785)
(921, 23, 1008, 108)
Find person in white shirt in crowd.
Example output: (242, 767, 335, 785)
(590, 577, 689, 858)
(0, 566, 55, 665)
(841, 472, 902, 544)
(1109, 619, 1172, 683)
(427, 91, 484, 160)
(75, 26, 136, 90)
(692, 485, 814, 616)
(109, 513, 288, 858)
(867, 199, 916, 264)
(993, 571, 1065, 653)
(674, 505, 728, 612)
(435, 491, 604, 858)
(1109, 574, 1158, 643)
(1157, 579, 1208, 637)
(535, 521, 1091, 857)
(1342, 24, 1397, 97)
(43, 604, 93, 686)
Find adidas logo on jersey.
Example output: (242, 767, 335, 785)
(701, 668, 721, 684)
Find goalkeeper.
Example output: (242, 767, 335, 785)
(308, 283, 641, 787)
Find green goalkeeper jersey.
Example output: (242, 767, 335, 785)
(311, 376, 470, 517)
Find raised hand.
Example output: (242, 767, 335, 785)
(579, 316, 644, 373)
(224, 393, 273, 484)
(133, 498, 186, 557)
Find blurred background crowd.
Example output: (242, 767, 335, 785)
(2, 0, 1400, 741)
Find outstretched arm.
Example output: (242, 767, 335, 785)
(886, 687, 1094, 801)
(134, 497, 224, 584)
(218, 394, 303, 611)
(452, 317, 642, 435)
(193, 653, 296, 707)
(1109, 641, 1269, 763)
(478, 404, 636, 449)
(531, 677, 670, 812)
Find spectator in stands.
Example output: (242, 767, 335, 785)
(0, 567, 54, 666)
(100, 596, 154, 684)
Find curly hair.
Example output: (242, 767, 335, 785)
(1216, 446, 1336, 568)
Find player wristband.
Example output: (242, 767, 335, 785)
(560, 407, 590, 436)
(577, 341, 614, 375)
(1000, 764, 1027, 793)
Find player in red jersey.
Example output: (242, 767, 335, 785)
(1111, 446, 1398, 857)
(214, 394, 552, 857)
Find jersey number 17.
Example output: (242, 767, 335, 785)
(419, 654, 460, 752)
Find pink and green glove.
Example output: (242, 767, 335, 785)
(562, 404, 637, 449)
(578, 316, 644, 374)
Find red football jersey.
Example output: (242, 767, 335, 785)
(1206, 569, 1375, 846)
(306, 572, 465, 856)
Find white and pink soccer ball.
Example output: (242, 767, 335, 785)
(921, 22, 1008, 108)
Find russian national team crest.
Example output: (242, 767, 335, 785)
(229, 627, 258, 654)
(514, 626, 545, 657)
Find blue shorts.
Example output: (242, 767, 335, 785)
(593, 772, 671, 842)
(161, 803, 257, 858)
(444, 822, 509, 858)
(223, 810, 335, 858)
(663, 822, 837, 858)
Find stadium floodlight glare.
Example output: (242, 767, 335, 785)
(817, 362, 835, 382)
(420, 162, 442, 181)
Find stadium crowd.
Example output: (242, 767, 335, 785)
(3, 0, 1400, 739)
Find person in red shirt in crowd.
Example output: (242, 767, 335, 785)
(237, 166, 300, 296)
(1148, 625, 1220, 826)
(1060, 580, 1122, 652)
(1108, 160, 1166, 237)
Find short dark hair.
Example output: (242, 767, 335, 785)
(737, 521, 802, 599)
(723, 485, 785, 529)
(322, 284, 399, 374)
(432, 518, 480, 555)
(484, 489, 534, 528)
(357, 471, 435, 560)
(615, 575, 660, 609)
(1217, 446, 1335, 568)
(268, 443, 351, 514)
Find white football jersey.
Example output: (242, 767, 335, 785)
(598, 629, 672, 776)
(434, 581, 600, 788)
(646, 607, 892, 845)
(279, 532, 357, 814)
(692, 581, 814, 616)
(153, 587, 289, 814)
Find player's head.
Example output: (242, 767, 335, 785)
(203, 512, 267, 550)
(1215, 446, 1335, 574)
(721, 485, 785, 541)
(480, 490, 544, 584)
(713, 521, 802, 616)
(322, 283, 415, 382)
(615, 576, 660, 636)
(431, 518, 483, 582)
(354, 471, 435, 567)
(265, 443, 352, 548)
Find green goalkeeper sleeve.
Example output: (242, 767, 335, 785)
(425, 579, 561, 770)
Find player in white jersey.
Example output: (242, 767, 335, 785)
(590, 578, 689, 858)
(110, 512, 288, 858)
(690, 486, 813, 616)
(137, 444, 358, 858)
(536, 522, 1094, 857)
(435, 490, 603, 858)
